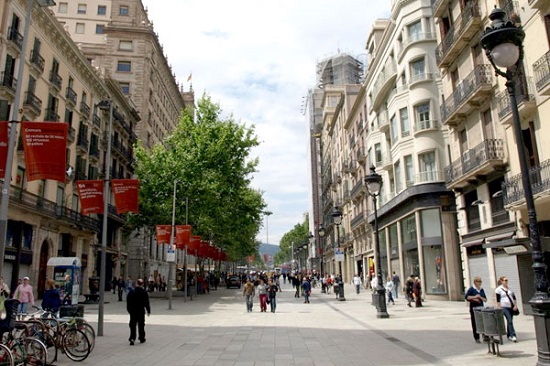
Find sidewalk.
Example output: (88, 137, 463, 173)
(53, 282, 537, 365)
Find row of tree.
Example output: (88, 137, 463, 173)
(127, 95, 267, 260)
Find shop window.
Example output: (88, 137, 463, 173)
(423, 244, 446, 294)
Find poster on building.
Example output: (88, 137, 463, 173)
(335, 247, 344, 262)
(0, 122, 8, 176)
(76, 180, 104, 215)
(21, 122, 68, 182)
(111, 179, 139, 214)
(155, 225, 172, 245)
(167, 244, 176, 263)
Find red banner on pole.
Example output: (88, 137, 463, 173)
(155, 225, 172, 245)
(76, 180, 104, 215)
(21, 122, 68, 182)
(111, 179, 139, 214)
(0, 122, 8, 176)
(189, 235, 201, 252)
(175, 225, 191, 248)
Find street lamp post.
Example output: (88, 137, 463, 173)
(481, 8, 550, 364)
(318, 225, 326, 293)
(0, 0, 57, 279)
(332, 207, 345, 301)
(365, 165, 389, 318)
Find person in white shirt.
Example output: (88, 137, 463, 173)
(495, 275, 519, 342)
(352, 274, 362, 294)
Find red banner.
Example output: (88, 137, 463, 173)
(0, 122, 8, 176)
(22, 122, 68, 182)
(76, 180, 104, 215)
(111, 179, 139, 214)
(175, 225, 191, 248)
(189, 235, 201, 252)
(155, 225, 172, 245)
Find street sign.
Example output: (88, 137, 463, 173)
(167, 244, 176, 262)
(335, 247, 344, 262)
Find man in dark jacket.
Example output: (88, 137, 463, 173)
(126, 278, 151, 345)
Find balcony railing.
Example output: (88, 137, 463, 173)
(503, 159, 550, 206)
(445, 139, 504, 184)
(49, 71, 62, 91)
(44, 108, 59, 122)
(7, 27, 23, 50)
(398, 32, 436, 60)
(2, 185, 99, 231)
(67, 126, 75, 143)
(92, 113, 101, 128)
(435, 0, 481, 67)
(501, 0, 521, 25)
(30, 50, 45, 73)
(415, 170, 445, 184)
(0, 72, 17, 93)
(23, 92, 42, 115)
(441, 64, 492, 125)
(77, 135, 89, 150)
(65, 87, 77, 106)
(350, 180, 364, 199)
(533, 50, 550, 93)
(80, 101, 90, 118)
(413, 119, 439, 134)
(496, 79, 535, 122)
(350, 211, 365, 229)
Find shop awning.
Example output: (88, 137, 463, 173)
(47, 257, 81, 267)
(485, 231, 515, 243)
(461, 238, 485, 248)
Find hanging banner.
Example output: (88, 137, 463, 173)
(175, 225, 191, 248)
(0, 122, 8, 176)
(76, 180, 104, 215)
(189, 235, 201, 252)
(111, 179, 139, 214)
(155, 225, 172, 245)
(21, 122, 68, 182)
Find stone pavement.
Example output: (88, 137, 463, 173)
(53, 281, 538, 366)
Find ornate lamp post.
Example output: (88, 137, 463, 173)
(365, 165, 389, 318)
(332, 207, 345, 301)
(481, 8, 550, 364)
(318, 225, 326, 293)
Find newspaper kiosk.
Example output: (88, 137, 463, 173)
(46, 257, 81, 306)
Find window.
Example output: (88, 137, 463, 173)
(59, 2, 68, 13)
(404, 155, 414, 186)
(117, 61, 131, 72)
(482, 109, 494, 139)
(96, 24, 104, 34)
(419, 151, 437, 181)
(119, 6, 129, 16)
(400, 107, 409, 137)
(407, 20, 422, 42)
(119, 40, 133, 51)
(77, 4, 87, 14)
(120, 82, 130, 94)
(390, 114, 398, 143)
(410, 58, 425, 82)
(415, 102, 431, 130)
(375, 143, 382, 164)
(75, 23, 85, 34)
(395, 160, 402, 192)
(97, 5, 107, 15)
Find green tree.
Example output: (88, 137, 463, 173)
(274, 214, 310, 266)
(129, 94, 266, 259)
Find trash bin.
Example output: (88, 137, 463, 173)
(481, 307, 506, 336)
(59, 304, 84, 318)
(473, 307, 485, 335)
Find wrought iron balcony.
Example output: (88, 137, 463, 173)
(49, 71, 62, 91)
(496, 79, 536, 125)
(415, 170, 445, 184)
(65, 87, 77, 106)
(350, 211, 365, 229)
(77, 134, 89, 151)
(23, 92, 42, 116)
(80, 101, 90, 118)
(435, 1, 481, 68)
(445, 139, 505, 189)
(0, 72, 17, 95)
(431, 0, 448, 18)
(67, 126, 76, 143)
(92, 113, 101, 128)
(413, 119, 439, 135)
(30, 50, 45, 73)
(7, 27, 23, 50)
(503, 159, 550, 206)
(440, 64, 492, 126)
(44, 108, 59, 122)
(533, 50, 550, 95)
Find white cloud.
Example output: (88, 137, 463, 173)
(142, 0, 390, 245)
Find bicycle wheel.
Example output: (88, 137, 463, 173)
(32, 331, 56, 365)
(0, 343, 14, 366)
(78, 323, 95, 352)
(62, 328, 90, 362)
(23, 338, 47, 366)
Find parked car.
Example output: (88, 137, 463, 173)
(226, 276, 242, 289)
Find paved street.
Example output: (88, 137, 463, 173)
(56, 281, 537, 366)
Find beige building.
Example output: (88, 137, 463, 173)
(0, 0, 138, 295)
(52, 0, 195, 282)
(433, 0, 550, 310)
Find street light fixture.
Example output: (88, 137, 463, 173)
(332, 207, 345, 301)
(365, 165, 389, 318)
(318, 224, 326, 293)
(481, 8, 550, 363)
(0, 0, 57, 280)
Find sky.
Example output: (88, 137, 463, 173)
(141, 0, 391, 245)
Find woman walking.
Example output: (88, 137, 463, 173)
(385, 276, 395, 305)
(496, 276, 519, 342)
(14, 276, 34, 319)
(405, 275, 415, 307)
(267, 280, 278, 313)
(257, 279, 268, 312)
(413, 277, 422, 307)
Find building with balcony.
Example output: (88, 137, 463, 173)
(0, 0, 138, 296)
(433, 0, 549, 312)
(361, 0, 461, 301)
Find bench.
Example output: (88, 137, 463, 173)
(82, 293, 99, 303)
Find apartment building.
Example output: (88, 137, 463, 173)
(52, 0, 195, 282)
(432, 0, 550, 310)
(0, 0, 138, 295)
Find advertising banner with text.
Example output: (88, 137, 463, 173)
(76, 180, 104, 215)
(175, 225, 192, 248)
(22, 122, 68, 182)
(0, 122, 8, 176)
(111, 179, 139, 214)
(155, 225, 172, 245)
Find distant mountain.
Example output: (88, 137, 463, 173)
(259, 243, 280, 257)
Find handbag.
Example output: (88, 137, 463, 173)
(505, 290, 519, 316)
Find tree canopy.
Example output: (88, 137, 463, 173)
(274, 214, 310, 265)
(129, 94, 266, 260)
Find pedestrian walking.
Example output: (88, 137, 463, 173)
(242, 278, 255, 312)
(41, 279, 61, 316)
(14, 276, 34, 319)
(326, 275, 333, 294)
(496, 276, 519, 342)
(385, 276, 395, 305)
(267, 280, 278, 312)
(465, 276, 487, 343)
(257, 279, 268, 312)
(392, 271, 400, 299)
(117, 276, 125, 301)
(111, 276, 118, 294)
(413, 277, 422, 307)
(352, 274, 362, 294)
(126, 278, 151, 346)
(293, 275, 300, 298)
(302, 277, 311, 303)
(405, 275, 414, 307)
